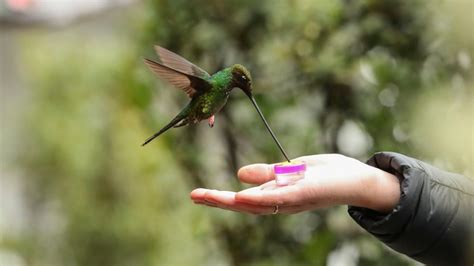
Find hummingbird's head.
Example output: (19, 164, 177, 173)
(231, 64, 252, 97)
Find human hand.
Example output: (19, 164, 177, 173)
(190, 154, 400, 215)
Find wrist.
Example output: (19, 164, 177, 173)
(362, 167, 401, 213)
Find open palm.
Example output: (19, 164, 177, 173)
(191, 154, 400, 215)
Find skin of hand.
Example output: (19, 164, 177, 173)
(190, 154, 401, 215)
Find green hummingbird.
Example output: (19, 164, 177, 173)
(142, 45, 290, 162)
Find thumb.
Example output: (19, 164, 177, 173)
(238, 163, 275, 185)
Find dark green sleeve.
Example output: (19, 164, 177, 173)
(348, 152, 474, 265)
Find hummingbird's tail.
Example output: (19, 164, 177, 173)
(142, 113, 186, 146)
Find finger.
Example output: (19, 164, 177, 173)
(191, 188, 240, 206)
(202, 200, 274, 215)
(191, 188, 274, 214)
(190, 188, 212, 201)
(193, 199, 222, 208)
(237, 164, 275, 184)
(191, 189, 229, 207)
(196, 198, 315, 215)
(204, 190, 236, 205)
(235, 182, 305, 206)
(203, 190, 274, 215)
(197, 200, 252, 213)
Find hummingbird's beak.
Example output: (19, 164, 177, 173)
(245, 92, 291, 162)
(242, 88, 252, 98)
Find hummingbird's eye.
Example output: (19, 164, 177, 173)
(241, 75, 247, 81)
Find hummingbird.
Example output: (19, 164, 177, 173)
(142, 45, 290, 162)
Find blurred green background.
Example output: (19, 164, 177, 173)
(1, 0, 472, 265)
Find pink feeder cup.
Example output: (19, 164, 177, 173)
(274, 161, 307, 186)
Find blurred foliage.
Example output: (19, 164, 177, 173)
(1, 0, 472, 265)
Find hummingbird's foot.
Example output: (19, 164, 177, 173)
(208, 115, 215, 128)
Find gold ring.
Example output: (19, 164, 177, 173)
(272, 205, 279, 215)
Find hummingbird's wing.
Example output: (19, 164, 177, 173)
(154, 46, 211, 79)
(144, 58, 211, 98)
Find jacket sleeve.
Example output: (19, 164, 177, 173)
(348, 152, 474, 265)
